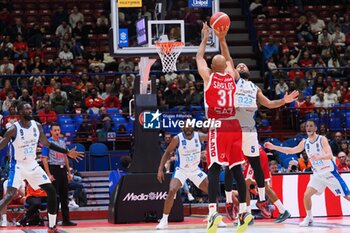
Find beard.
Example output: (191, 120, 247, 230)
(239, 71, 250, 80)
(23, 114, 33, 120)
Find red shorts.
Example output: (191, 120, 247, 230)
(244, 147, 271, 181)
(206, 119, 244, 168)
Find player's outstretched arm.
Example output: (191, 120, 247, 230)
(214, 26, 239, 80)
(37, 123, 84, 162)
(157, 136, 179, 184)
(0, 127, 15, 150)
(196, 22, 211, 84)
(264, 140, 305, 155)
(257, 88, 299, 109)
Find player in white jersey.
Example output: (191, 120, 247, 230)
(0, 102, 83, 233)
(224, 63, 299, 220)
(156, 121, 225, 229)
(264, 119, 350, 227)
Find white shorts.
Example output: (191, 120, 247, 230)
(173, 167, 207, 187)
(308, 171, 350, 196)
(8, 160, 51, 190)
(242, 127, 259, 157)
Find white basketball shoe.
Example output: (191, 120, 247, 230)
(299, 217, 313, 227)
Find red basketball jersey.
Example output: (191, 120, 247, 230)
(204, 72, 237, 119)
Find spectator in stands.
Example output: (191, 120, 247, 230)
(69, 6, 84, 29)
(0, 35, 14, 59)
(27, 23, 44, 49)
(341, 140, 349, 155)
(59, 33, 72, 50)
(296, 15, 313, 42)
(269, 160, 280, 174)
(28, 56, 45, 73)
(312, 75, 324, 94)
(298, 151, 311, 172)
(160, 132, 172, 155)
(311, 86, 322, 103)
(287, 159, 299, 173)
(2, 91, 16, 112)
(70, 38, 83, 59)
(10, 18, 27, 40)
(72, 21, 89, 47)
(330, 131, 343, 156)
(309, 13, 325, 38)
(18, 88, 33, 105)
(164, 84, 185, 109)
(342, 15, 350, 35)
(3, 105, 20, 127)
(0, 79, 15, 100)
(38, 101, 57, 124)
(0, 56, 14, 74)
(295, 122, 307, 139)
(96, 116, 114, 141)
(262, 36, 279, 61)
(327, 14, 340, 34)
(56, 21, 72, 40)
(13, 34, 29, 59)
(87, 48, 105, 71)
(96, 12, 109, 34)
(59, 44, 74, 69)
(318, 124, 330, 138)
(249, 0, 265, 18)
(50, 83, 68, 100)
(104, 91, 120, 109)
(51, 88, 68, 114)
(299, 51, 313, 67)
(312, 91, 328, 108)
(157, 89, 166, 110)
(121, 88, 133, 113)
(331, 24, 345, 48)
(76, 114, 93, 142)
(84, 87, 103, 113)
(294, 74, 307, 91)
(324, 86, 338, 105)
(299, 95, 315, 117)
(52, 6, 69, 29)
(336, 152, 348, 171)
(318, 28, 332, 46)
(118, 58, 134, 72)
(184, 86, 202, 107)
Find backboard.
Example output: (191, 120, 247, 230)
(110, 0, 221, 57)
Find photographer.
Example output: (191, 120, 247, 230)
(298, 151, 312, 172)
(287, 159, 300, 173)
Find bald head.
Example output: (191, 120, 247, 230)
(211, 55, 227, 72)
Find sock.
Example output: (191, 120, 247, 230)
(208, 203, 217, 216)
(1, 214, 6, 221)
(306, 210, 312, 219)
(48, 213, 57, 228)
(258, 187, 266, 201)
(225, 191, 233, 203)
(239, 203, 247, 214)
(247, 206, 251, 214)
(162, 214, 169, 222)
(274, 200, 286, 214)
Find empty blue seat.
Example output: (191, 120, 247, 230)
(60, 124, 76, 133)
(330, 118, 342, 131)
(89, 143, 111, 171)
(106, 108, 121, 116)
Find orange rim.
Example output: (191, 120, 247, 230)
(155, 42, 185, 54)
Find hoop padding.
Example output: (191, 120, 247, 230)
(155, 42, 184, 73)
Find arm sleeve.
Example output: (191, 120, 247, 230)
(49, 142, 68, 154)
(41, 146, 49, 157)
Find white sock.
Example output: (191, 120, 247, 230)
(48, 213, 57, 228)
(208, 203, 217, 216)
(306, 210, 312, 219)
(274, 200, 286, 214)
(225, 191, 233, 203)
(1, 214, 6, 221)
(247, 205, 251, 214)
(161, 214, 169, 222)
(258, 187, 266, 201)
(239, 203, 247, 214)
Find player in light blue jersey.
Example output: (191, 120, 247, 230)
(265, 119, 350, 227)
(156, 120, 225, 230)
(0, 102, 83, 233)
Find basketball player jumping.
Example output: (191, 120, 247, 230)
(264, 119, 350, 227)
(197, 22, 252, 233)
(0, 102, 84, 233)
(156, 121, 226, 229)
(224, 63, 297, 222)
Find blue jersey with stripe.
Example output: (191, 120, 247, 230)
(175, 132, 201, 171)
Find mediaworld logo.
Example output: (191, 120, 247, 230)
(122, 192, 168, 201)
(138, 110, 221, 129)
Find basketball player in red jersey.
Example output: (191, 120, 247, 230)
(196, 22, 252, 233)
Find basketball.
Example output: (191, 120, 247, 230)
(210, 12, 231, 31)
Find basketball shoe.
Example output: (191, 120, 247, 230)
(236, 212, 253, 233)
(274, 210, 291, 223)
(206, 212, 223, 233)
(299, 217, 313, 227)
(156, 219, 168, 229)
(47, 227, 60, 233)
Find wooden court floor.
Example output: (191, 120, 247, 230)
(1, 216, 350, 233)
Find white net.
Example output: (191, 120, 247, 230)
(155, 42, 185, 73)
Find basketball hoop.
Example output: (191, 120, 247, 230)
(155, 41, 184, 73)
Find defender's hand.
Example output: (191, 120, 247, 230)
(284, 90, 299, 104)
(201, 22, 210, 39)
(67, 147, 84, 162)
(213, 26, 229, 40)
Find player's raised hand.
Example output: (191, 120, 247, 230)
(157, 170, 165, 184)
(284, 90, 299, 103)
(264, 142, 274, 150)
(68, 147, 84, 162)
(201, 22, 210, 39)
(213, 26, 229, 40)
